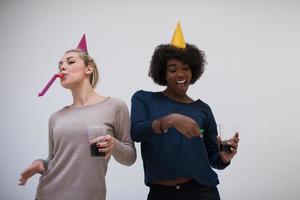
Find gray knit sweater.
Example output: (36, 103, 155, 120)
(35, 97, 136, 200)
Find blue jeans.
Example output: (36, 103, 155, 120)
(147, 180, 220, 200)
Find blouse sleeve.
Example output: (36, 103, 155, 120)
(130, 91, 158, 142)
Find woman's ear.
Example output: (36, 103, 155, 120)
(85, 65, 94, 75)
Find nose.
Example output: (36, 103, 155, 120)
(177, 71, 185, 78)
(59, 64, 66, 72)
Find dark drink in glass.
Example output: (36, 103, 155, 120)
(220, 141, 233, 153)
(90, 143, 105, 157)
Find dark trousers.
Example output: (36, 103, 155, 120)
(147, 180, 220, 200)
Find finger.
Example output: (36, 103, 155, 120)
(188, 131, 197, 138)
(228, 137, 238, 145)
(184, 134, 192, 138)
(91, 136, 104, 144)
(98, 145, 110, 154)
(231, 134, 239, 142)
(104, 151, 112, 160)
(101, 134, 112, 142)
(24, 170, 36, 180)
(20, 165, 34, 176)
(230, 143, 238, 149)
(235, 132, 239, 138)
(18, 177, 27, 186)
(97, 139, 113, 149)
(230, 147, 237, 154)
(18, 181, 25, 186)
(228, 140, 238, 147)
(232, 138, 239, 144)
(185, 127, 200, 138)
(185, 132, 193, 138)
(193, 128, 202, 137)
(19, 180, 26, 186)
(179, 129, 191, 138)
(193, 132, 202, 137)
(234, 137, 240, 143)
(192, 121, 200, 129)
(21, 169, 33, 179)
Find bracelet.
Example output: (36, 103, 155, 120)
(159, 117, 168, 134)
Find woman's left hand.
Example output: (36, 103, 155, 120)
(219, 133, 239, 163)
(91, 135, 116, 159)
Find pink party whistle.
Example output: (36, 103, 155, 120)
(38, 73, 64, 97)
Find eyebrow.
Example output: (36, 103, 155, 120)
(66, 56, 75, 60)
(167, 63, 176, 67)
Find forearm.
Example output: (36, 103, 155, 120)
(112, 139, 136, 166)
(132, 113, 177, 142)
(131, 120, 157, 142)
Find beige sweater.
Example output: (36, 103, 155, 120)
(35, 97, 136, 200)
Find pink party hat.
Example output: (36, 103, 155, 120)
(77, 34, 88, 52)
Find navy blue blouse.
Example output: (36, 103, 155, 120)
(131, 90, 229, 186)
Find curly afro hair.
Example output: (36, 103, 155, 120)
(148, 43, 206, 86)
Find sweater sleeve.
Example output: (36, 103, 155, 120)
(112, 100, 136, 166)
(130, 91, 158, 142)
(204, 106, 230, 170)
(43, 115, 55, 170)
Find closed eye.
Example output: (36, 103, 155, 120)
(168, 68, 176, 73)
(183, 65, 190, 71)
(167, 65, 177, 73)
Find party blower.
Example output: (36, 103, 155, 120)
(38, 73, 64, 97)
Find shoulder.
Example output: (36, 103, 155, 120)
(50, 107, 65, 118)
(194, 99, 214, 114)
(107, 97, 127, 107)
(131, 90, 159, 101)
(132, 90, 153, 97)
(105, 97, 129, 113)
(48, 108, 65, 125)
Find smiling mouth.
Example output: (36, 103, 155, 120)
(176, 80, 186, 84)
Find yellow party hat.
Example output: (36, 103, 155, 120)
(171, 22, 186, 49)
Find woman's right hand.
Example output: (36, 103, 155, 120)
(19, 159, 45, 186)
(164, 113, 202, 138)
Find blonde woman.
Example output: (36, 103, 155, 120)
(19, 35, 136, 200)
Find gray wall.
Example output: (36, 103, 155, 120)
(0, 0, 299, 199)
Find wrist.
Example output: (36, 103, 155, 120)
(111, 137, 119, 153)
(159, 117, 168, 134)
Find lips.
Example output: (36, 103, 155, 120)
(61, 73, 68, 78)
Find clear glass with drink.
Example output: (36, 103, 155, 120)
(87, 125, 106, 157)
(218, 124, 238, 153)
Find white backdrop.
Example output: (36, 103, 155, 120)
(0, 0, 299, 199)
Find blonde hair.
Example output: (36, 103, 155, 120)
(65, 49, 99, 88)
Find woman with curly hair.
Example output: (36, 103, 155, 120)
(131, 23, 239, 200)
